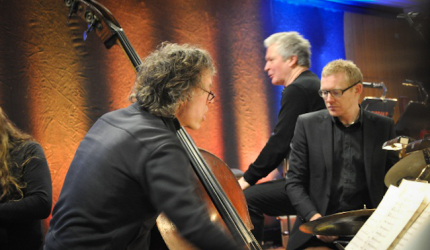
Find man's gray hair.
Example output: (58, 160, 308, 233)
(264, 31, 311, 67)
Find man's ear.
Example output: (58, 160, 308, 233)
(288, 55, 298, 67)
(356, 82, 363, 95)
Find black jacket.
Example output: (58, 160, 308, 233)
(285, 109, 399, 250)
(45, 103, 240, 250)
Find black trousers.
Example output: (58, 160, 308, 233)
(244, 179, 296, 244)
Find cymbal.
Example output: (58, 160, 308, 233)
(384, 149, 430, 187)
(300, 209, 374, 236)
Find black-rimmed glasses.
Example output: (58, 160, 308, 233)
(198, 87, 215, 102)
(318, 80, 361, 98)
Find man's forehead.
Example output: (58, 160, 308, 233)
(323, 72, 348, 80)
(321, 73, 349, 86)
(266, 44, 279, 52)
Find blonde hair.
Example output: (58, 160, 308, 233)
(322, 59, 363, 86)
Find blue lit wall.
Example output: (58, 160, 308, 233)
(261, 0, 346, 111)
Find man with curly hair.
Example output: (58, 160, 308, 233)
(45, 43, 242, 250)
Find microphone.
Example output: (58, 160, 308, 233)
(362, 82, 385, 89)
(397, 12, 419, 19)
(402, 79, 420, 87)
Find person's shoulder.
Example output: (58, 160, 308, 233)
(10, 140, 46, 163)
(289, 70, 320, 91)
(99, 103, 166, 131)
(298, 109, 328, 121)
(22, 140, 40, 148)
(363, 109, 394, 124)
(89, 103, 178, 149)
(294, 70, 320, 83)
(99, 103, 137, 120)
(17, 141, 42, 153)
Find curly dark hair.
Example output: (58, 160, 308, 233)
(0, 107, 33, 201)
(129, 42, 216, 117)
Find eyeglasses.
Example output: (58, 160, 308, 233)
(198, 86, 215, 102)
(318, 80, 361, 98)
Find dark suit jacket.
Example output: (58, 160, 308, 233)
(45, 103, 240, 250)
(285, 109, 399, 250)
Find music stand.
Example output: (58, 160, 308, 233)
(395, 101, 430, 139)
(361, 97, 397, 118)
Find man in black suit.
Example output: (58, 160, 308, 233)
(45, 43, 242, 250)
(285, 59, 399, 250)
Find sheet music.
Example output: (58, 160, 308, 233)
(346, 185, 400, 249)
(346, 180, 429, 250)
(392, 183, 430, 250)
(392, 203, 430, 250)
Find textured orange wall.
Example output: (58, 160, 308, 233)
(0, 0, 277, 228)
(2, 0, 428, 233)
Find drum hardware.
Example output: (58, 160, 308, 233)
(402, 80, 428, 106)
(384, 148, 430, 187)
(405, 135, 430, 155)
(299, 209, 375, 237)
(395, 80, 430, 140)
(361, 97, 397, 118)
(361, 82, 397, 118)
(395, 101, 430, 140)
(382, 136, 413, 151)
(334, 241, 347, 250)
(362, 82, 387, 99)
(414, 148, 430, 181)
(382, 136, 414, 158)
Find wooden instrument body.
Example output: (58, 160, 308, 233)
(156, 149, 252, 250)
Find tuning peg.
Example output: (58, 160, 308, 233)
(83, 11, 97, 41)
(83, 22, 95, 41)
(65, 0, 78, 25)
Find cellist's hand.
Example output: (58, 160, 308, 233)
(238, 177, 250, 190)
(310, 213, 338, 243)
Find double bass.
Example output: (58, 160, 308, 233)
(63, 0, 262, 249)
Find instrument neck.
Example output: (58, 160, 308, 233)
(176, 127, 261, 250)
(112, 25, 142, 71)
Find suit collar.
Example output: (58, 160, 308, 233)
(362, 110, 378, 184)
(320, 111, 333, 213)
(331, 105, 364, 128)
(320, 111, 333, 172)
